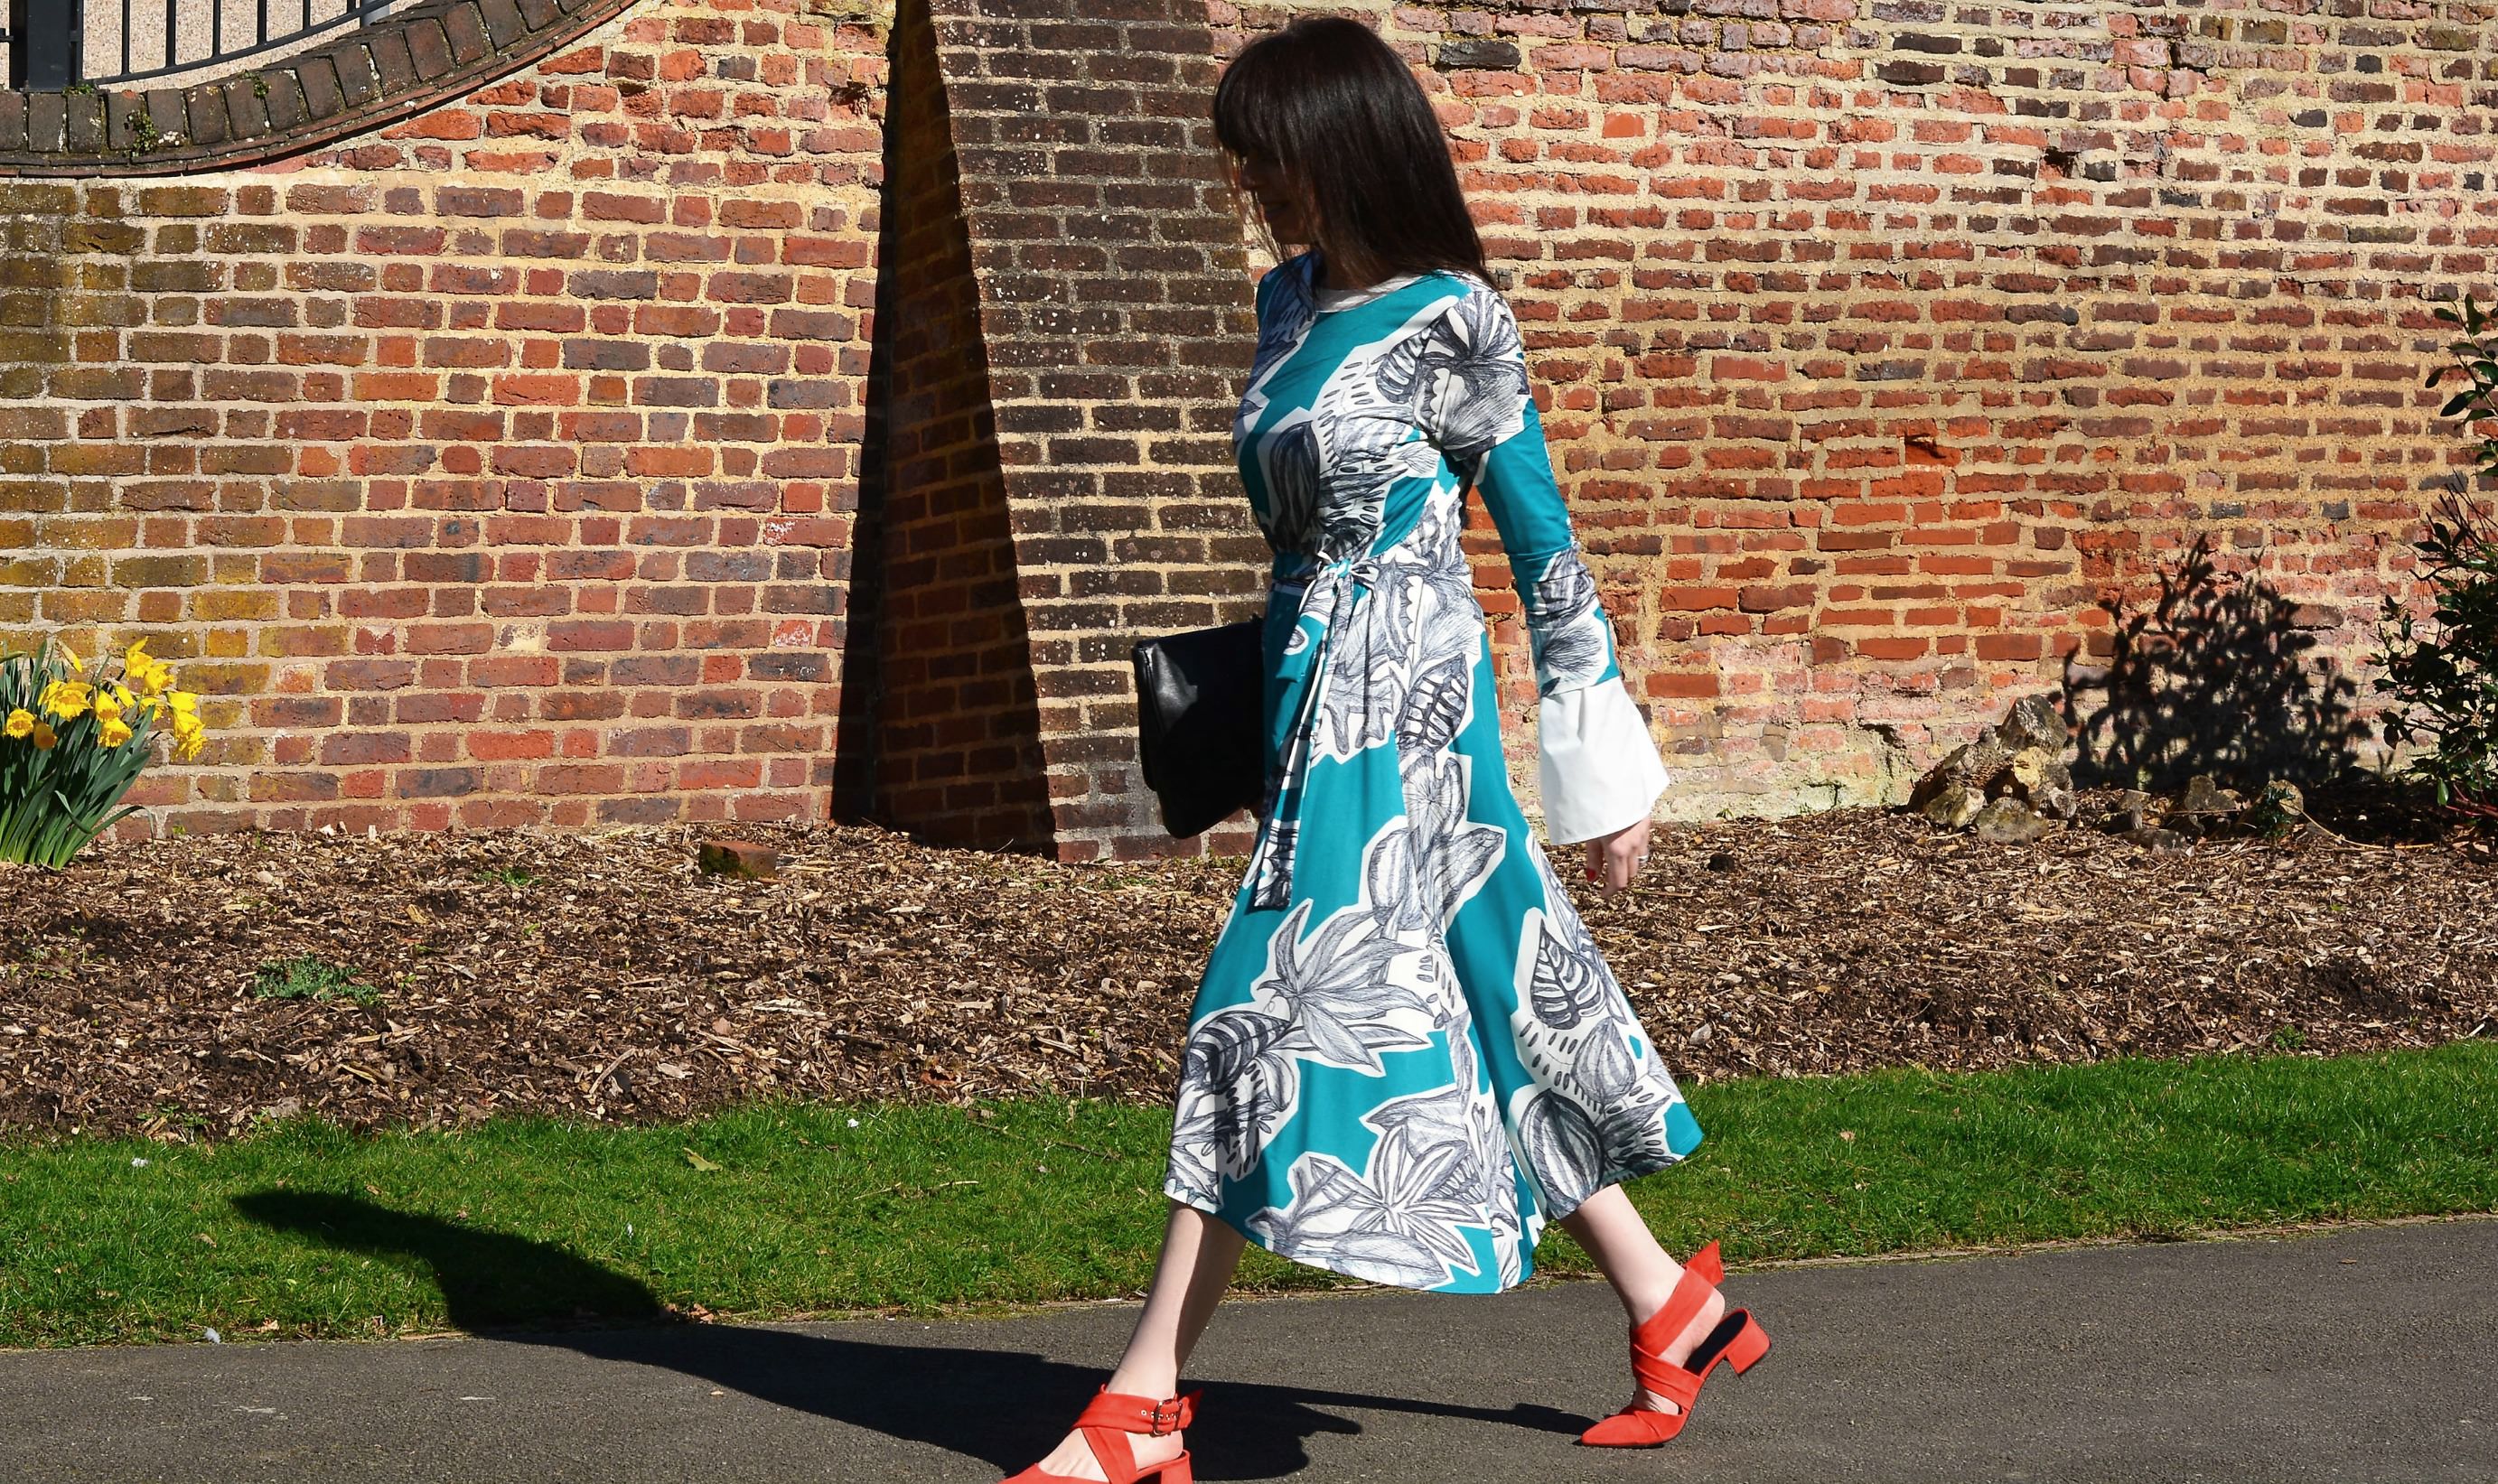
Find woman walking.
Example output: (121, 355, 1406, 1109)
(1003, 17, 1768, 1483)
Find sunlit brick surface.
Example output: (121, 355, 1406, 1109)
(2, 0, 2491, 846)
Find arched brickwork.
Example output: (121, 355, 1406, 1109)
(0, 0, 639, 177)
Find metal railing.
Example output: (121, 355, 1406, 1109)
(6, 0, 395, 90)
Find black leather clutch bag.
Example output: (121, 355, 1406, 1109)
(1130, 618, 1266, 839)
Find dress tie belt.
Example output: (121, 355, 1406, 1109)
(1245, 551, 1382, 912)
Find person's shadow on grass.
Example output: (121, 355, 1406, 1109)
(233, 1191, 1583, 1480)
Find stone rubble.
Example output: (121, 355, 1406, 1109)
(1908, 698, 2313, 850)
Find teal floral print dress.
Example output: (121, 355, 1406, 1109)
(1161, 251, 1701, 1294)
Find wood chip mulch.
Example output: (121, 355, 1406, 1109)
(1, 799, 2490, 1140)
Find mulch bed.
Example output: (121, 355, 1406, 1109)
(2, 798, 2491, 1139)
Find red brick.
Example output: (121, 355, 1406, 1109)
(0, 0, 2465, 853)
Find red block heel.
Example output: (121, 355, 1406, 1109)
(1577, 1240, 1769, 1449)
(1716, 1309, 1771, 1374)
(1001, 1386, 1199, 1484)
(1683, 1242, 1772, 1378)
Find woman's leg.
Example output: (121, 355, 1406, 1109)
(1108, 1200, 1247, 1395)
(1558, 1185, 1725, 1414)
(1021, 1201, 1246, 1480)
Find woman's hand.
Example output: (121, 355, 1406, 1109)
(1582, 817, 1652, 897)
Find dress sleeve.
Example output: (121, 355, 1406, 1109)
(1416, 283, 1670, 846)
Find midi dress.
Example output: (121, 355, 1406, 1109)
(1160, 250, 1703, 1295)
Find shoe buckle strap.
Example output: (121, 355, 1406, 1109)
(1076, 1388, 1196, 1438)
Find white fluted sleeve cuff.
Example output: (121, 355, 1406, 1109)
(1537, 677, 1670, 845)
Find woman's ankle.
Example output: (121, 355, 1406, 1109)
(1102, 1365, 1181, 1402)
(1617, 1281, 1676, 1327)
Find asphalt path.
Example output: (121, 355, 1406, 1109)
(1, 1218, 2489, 1483)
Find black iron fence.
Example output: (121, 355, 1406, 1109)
(5, 0, 393, 89)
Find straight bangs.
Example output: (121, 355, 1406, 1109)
(1212, 16, 1490, 290)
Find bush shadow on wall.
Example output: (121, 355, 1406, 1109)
(2059, 536, 2372, 792)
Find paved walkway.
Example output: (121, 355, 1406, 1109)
(4, 1218, 2490, 1482)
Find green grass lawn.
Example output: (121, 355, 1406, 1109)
(4, 1041, 2493, 1349)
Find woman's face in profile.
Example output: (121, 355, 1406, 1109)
(1231, 151, 1313, 247)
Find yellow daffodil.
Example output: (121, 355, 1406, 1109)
(4, 708, 32, 740)
(32, 721, 56, 750)
(92, 686, 125, 723)
(60, 648, 84, 675)
(40, 678, 91, 720)
(172, 716, 204, 761)
(167, 689, 199, 715)
(123, 642, 173, 696)
(98, 715, 133, 748)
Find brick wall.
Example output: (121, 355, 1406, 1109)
(857, 0, 1059, 849)
(0, 0, 888, 832)
(5, 0, 2492, 849)
(1214, 0, 2495, 818)
(925, 0, 1267, 862)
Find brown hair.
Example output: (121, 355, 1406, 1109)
(1212, 16, 1490, 289)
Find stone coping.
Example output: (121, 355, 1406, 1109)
(0, 0, 635, 177)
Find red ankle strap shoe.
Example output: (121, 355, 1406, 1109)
(1578, 1241, 1772, 1448)
(1001, 1386, 1201, 1484)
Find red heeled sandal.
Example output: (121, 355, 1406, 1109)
(1577, 1241, 1771, 1448)
(1001, 1386, 1200, 1484)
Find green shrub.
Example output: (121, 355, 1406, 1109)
(252, 957, 381, 1005)
(2377, 297, 2498, 818)
(2428, 294, 2498, 483)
